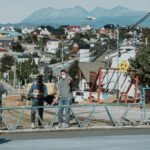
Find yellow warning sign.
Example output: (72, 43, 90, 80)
(118, 60, 129, 72)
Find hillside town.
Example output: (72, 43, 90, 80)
(0, 24, 149, 92)
(1, 1, 150, 149)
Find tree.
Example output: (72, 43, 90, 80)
(68, 60, 79, 90)
(55, 49, 61, 61)
(129, 46, 150, 86)
(119, 27, 132, 42)
(17, 58, 38, 85)
(0, 54, 14, 73)
(32, 34, 38, 44)
(140, 28, 150, 44)
(109, 39, 116, 50)
(18, 35, 23, 42)
(12, 42, 24, 52)
(50, 58, 58, 64)
(23, 33, 32, 44)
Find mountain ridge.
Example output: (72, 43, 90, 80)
(3, 5, 150, 28)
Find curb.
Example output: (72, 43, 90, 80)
(1, 125, 150, 134)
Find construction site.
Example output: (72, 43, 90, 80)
(0, 63, 150, 131)
(0, 3, 150, 138)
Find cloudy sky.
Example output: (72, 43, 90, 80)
(0, 0, 150, 23)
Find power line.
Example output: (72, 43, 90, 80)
(131, 12, 150, 28)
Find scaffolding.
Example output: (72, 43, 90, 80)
(88, 67, 139, 103)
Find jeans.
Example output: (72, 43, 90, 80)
(58, 97, 72, 125)
(31, 99, 44, 126)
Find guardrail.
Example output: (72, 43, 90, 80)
(0, 102, 149, 131)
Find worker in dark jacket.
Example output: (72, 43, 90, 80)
(29, 74, 48, 128)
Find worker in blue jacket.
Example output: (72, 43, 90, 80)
(29, 74, 48, 128)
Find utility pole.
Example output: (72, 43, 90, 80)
(116, 25, 120, 100)
(61, 40, 64, 68)
(133, 30, 137, 46)
(13, 60, 17, 89)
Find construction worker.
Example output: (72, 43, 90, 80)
(29, 74, 48, 129)
(54, 69, 73, 128)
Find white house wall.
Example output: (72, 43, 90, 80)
(46, 41, 59, 54)
(111, 50, 136, 68)
(79, 49, 90, 62)
(101, 49, 137, 97)
(79, 79, 87, 91)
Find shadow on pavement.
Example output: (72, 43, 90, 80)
(0, 138, 11, 144)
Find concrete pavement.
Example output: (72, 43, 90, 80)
(1, 128, 150, 150)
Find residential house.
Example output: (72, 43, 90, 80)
(40, 28, 50, 36)
(68, 43, 79, 56)
(78, 61, 107, 91)
(79, 49, 90, 62)
(21, 27, 35, 34)
(0, 26, 22, 41)
(44, 39, 60, 54)
(65, 26, 80, 39)
(16, 54, 31, 63)
(32, 52, 40, 65)
(80, 25, 92, 33)
(0, 38, 13, 50)
(30, 27, 51, 37)
(98, 27, 114, 39)
(0, 47, 8, 58)
(0, 26, 15, 32)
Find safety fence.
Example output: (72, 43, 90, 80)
(0, 103, 149, 131)
(0, 87, 149, 131)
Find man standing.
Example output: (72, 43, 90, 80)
(0, 83, 7, 127)
(29, 74, 48, 128)
(54, 69, 73, 128)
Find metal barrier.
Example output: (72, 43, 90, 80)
(0, 101, 149, 131)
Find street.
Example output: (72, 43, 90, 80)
(1, 128, 150, 150)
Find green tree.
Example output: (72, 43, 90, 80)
(12, 42, 24, 52)
(109, 39, 116, 50)
(68, 60, 79, 90)
(17, 59, 38, 84)
(23, 33, 32, 44)
(129, 46, 150, 86)
(32, 34, 38, 44)
(18, 35, 23, 42)
(119, 27, 132, 42)
(55, 48, 61, 61)
(0, 54, 14, 73)
(50, 58, 58, 64)
(140, 28, 150, 44)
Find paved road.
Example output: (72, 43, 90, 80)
(1, 128, 150, 150)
